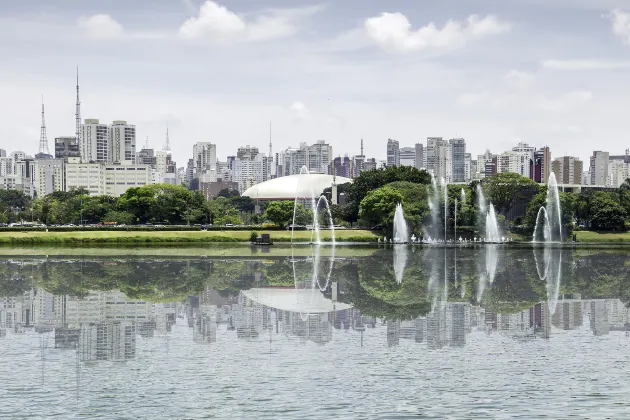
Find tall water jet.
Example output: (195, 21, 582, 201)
(454, 198, 458, 242)
(291, 166, 311, 244)
(316, 196, 336, 245)
(533, 207, 551, 242)
(486, 204, 501, 242)
(442, 179, 448, 241)
(428, 174, 441, 239)
(393, 203, 409, 244)
(476, 184, 487, 235)
(533, 173, 563, 243)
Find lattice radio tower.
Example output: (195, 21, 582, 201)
(75, 67, 81, 145)
(38, 96, 50, 155)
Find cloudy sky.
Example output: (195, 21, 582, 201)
(2, 0, 630, 166)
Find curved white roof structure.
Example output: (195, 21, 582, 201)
(242, 173, 352, 200)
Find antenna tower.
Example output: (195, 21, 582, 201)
(144, 136, 149, 150)
(39, 96, 50, 155)
(360, 138, 364, 156)
(75, 67, 81, 145)
(164, 126, 171, 152)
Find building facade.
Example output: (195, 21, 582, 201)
(552, 156, 583, 185)
(386, 139, 400, 167)
(109, 121, 136, 164)
(80, 119, 109, 163)
(590, 151, 609, 186)
(54, 137, 81, 159)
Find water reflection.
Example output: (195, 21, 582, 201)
(0, 248, 629, 358)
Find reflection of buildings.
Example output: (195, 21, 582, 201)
(392, 303, 471, 349)
(79, 321, 136, 361)
(552, 300, 583, 330)
(589, 301, 609, 336)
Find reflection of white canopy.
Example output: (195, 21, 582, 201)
(242, 288, 353, 313)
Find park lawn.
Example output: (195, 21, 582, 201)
(0, 229, 381, 245)
(575, 231, 630, 243)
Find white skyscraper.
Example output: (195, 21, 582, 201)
(280, 141, 333, 175)
(109, 120, 136, 164)
(399, 147, 416, 167)
(193, 142, 217, 182)
(233, 155, 265, 193)
(80, 119, 109, 163)
(590, 151, 609, 186)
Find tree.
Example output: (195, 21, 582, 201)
(386, 181, 430, 235)
(217, 188, 240, 199)
(590, 192, 626, 231)
(264, 201, 297, 228)
(118, 184, 201, 224)
(358, 186, 404, 234)
(481, 173, 539, 216)
(345, 166, 432, 223)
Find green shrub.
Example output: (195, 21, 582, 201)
(250, 231, 258, 242)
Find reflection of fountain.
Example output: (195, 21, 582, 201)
(290, 166, 336, 245)
(477, 245, 499, 302)
(533, 173, 563, 243)
(476, 184, 503, 243)
(428, 174, 441, 240)
(393, 244, 408, 285)
(533, 246, 562, 316)
(393, 203, 409, 244)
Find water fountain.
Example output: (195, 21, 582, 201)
(393, 203, 409, 244)
(290, 166, 336, 246)
(476, 184, 502, 243)
(533, 246, 561, 316)
(533, 173, 563, 243)
(427, 174, 441, 240)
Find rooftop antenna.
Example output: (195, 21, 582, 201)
(39, 95, 50, 156)
(164, 125, 171, 152)
(360, 138, 364, 156)
(268, 121, 273, 177)
(144, 136, 149, 150)
(75, 67, 81, 146)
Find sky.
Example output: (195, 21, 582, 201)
(2, 0, 630, 167)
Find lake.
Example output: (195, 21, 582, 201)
(1, 245, 629, 419)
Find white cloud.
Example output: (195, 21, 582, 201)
(364, 13, 511, 53)
(609, 9, 630, 44)
(542, 59, 630, 70)
(77, 14, 124, 39)
(503, 70, 535, 88)
(178, 1, 301, 42)
(289, 101, 310, 121)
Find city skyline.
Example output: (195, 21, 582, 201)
(2, 1, 630, 168)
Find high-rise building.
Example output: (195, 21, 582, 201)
(233, 155, 265, 193)
(34, 159, 65, 196)
(449, 138, 466, 182)
(108, 120, 136, 164)
(136, 148, 156, 166)
(54, 137, 81, 159)
(386, 139, 400, 167)
(399, 147, 416, 167)
(65, 157, 104, 195)
(415, 143, 424, 170)
(280, 141, 333, 175)
(236, 145, 259, 161)
(497, 151, 532, 178)
(590, 151, 609, 186)
(464, 153, 472, 181)
(192, 142, 217, 184)
(607, 159, 629, 188)
(80, 119, 109, 163)
(0, 156, 13, 176)
(552, 156, 583, 185)
(534, 146, 551, 184)
(426, 137, 449, 178)
(0, 149, 6, 158)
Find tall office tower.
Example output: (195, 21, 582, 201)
(399, 147, 416, 167)
(80, 119, 109, 163)
(54, 137, 81, 159)
(589, 151, 609, 186)
(34, 158, 65, 196)
(386, 139, 400, 167)
(0, 149, 6, 157)
(434, 140, 452, 182)
(607, 159, 629, 187)
(415, 143, 424, 170)
(186, 159, 195, 183)
(449, 138, 466, 182)
(512, 141, 536, 162)
(552, 156, 583, 185)
(236, 145, 259, 161)
(109, 120, 136, 164)
(533, 146, 551, 184)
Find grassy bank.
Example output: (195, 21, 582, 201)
(575, 231, 630, 243)
(0, 229, 381, 245)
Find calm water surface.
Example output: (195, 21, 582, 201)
(1, 245, 629, 419)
